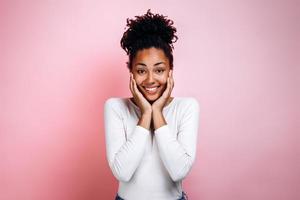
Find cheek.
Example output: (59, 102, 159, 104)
(160, 76, 168, 85)
(134, 76, 143, 85)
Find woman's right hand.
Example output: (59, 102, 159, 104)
(129, 73, 152, 115)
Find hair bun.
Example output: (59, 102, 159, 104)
(121, 9, 178, 55)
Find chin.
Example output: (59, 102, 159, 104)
(146, 97, 158, 103)
(144, 94, 160, 103)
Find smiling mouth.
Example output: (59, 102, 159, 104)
(143, 86, 160, 94)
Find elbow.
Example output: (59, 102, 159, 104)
(169, 159, 194, 182)
(110, 163, 133, 182)
(108, 156, 135, 182)
(114, 172, 132, 182)
(169, 169, 190, 182)
(170, 173, 185, 182)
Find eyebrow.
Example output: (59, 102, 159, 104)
(135, 62, 166, 67)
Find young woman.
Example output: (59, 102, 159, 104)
(104, 10, 200, 200)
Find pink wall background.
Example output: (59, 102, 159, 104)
(1, 0, 299, 200)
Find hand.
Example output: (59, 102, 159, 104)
(152, 70, 174, 112)
(129, 73, 152, 115)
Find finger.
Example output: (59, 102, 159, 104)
(129, 73, 132, 91)
(169, 70, 174, 90)
(129, 73, 134, 95)
(162, 77, 171, 98)
(170, 74, 174, 91)
(130, 74, 138, 99)
(168, 76, 172, 96)
(132, 77, 137, 92)
(132, 77, 141, 97)
(170, 70, 174, 90)
(129, 73, 131, 88)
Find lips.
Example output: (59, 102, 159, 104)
(143, 86, 160, 94)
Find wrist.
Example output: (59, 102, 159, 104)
(138, 112, 152, 130)
(152, 107, 162, 113)
(152, 111, 166, 130)
(142, 109, 152, 116)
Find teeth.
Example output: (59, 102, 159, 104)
(146, 87, 157, 91)
(145, 87, 158, 92)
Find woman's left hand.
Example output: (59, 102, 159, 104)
(152, 70, 174, 112)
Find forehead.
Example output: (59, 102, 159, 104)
(133, 47, 169, 65)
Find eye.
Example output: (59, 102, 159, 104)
(156, 69, 165, 74)
(137, 69, 146, 74)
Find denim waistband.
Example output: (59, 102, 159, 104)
(115, 191, 188, 200)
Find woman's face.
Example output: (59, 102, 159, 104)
(131, 47, 171, 103)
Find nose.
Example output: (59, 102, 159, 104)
(145, 72, 155, 84)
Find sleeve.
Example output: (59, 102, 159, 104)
(104, 98, 150, 182)
(154, 98, 200, 182)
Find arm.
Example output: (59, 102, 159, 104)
(104, 98, 150, 182)
(153, 98, 200, 182)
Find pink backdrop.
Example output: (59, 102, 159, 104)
(1, 1, 299, 200)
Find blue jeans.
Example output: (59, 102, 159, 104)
(115, 191, 188, 200)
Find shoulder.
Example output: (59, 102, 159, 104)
(104, 97, 129, 110)
(174, 98, 200, 123)
(104, 97, 123, 106)
(176, 97, 200, 110)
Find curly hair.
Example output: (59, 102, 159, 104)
(120, 9, 178, 70)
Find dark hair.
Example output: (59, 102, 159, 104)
(120, 9, 178, 70)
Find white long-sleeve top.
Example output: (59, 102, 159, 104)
(104, 97, 200, 200)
